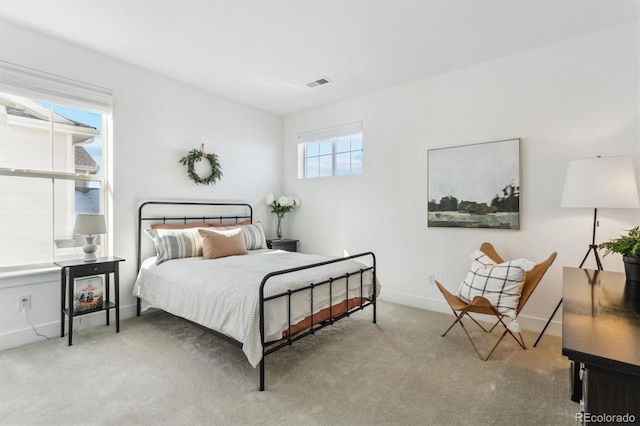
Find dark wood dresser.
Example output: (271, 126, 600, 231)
(562, 267, 640, 423)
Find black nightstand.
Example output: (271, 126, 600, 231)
(267, 239, 298, 252)
(56, 256, 125, 345)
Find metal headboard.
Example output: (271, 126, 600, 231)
(137, 201, 253, 271)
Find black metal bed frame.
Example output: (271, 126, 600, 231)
(136, 201, 377, 391)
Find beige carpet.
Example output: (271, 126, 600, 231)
(0, 301, 578, 425)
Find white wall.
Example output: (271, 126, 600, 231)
(0, 20, 283, 349)
(283, 22, 640, 336)
(1, 19, 638, 350)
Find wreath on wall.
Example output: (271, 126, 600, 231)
(178, 145, 223, 186)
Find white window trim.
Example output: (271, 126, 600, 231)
(0, 60, 112, 113)
(298, 121, 362, 143)
(0, 264, 59, 282)
(297, 121, 363, 178)
(0, 61, 113, 272)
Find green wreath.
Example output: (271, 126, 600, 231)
(178, 146, 223, 186)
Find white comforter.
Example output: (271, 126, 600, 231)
(132, 249, 379, 367)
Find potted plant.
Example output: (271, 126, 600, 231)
(599, 226, 640, 282)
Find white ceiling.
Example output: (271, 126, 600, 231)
(0, 0, 638, 115)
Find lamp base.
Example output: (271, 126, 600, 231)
(82, 235, 98, 262)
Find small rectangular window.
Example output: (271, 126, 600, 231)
(297, 122, 363, 178)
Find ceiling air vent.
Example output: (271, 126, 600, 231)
(305, 77, 332, 88)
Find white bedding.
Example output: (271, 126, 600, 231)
(132, 249, 379, 367)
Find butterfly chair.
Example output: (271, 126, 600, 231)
(436, 242, 557, 361)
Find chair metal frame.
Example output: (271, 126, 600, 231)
(436, 242, 557, 361)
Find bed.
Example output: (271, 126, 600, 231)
(133, 201, 379, 390)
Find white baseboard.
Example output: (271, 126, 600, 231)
(0, 303, 138, 351)
(2, 294, 562, 352)
(378, 290, 450, 313)
(378, 290, 562, 337)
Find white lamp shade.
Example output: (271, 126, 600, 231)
(560, 157, 640, 209)
(73, 214, 107, 235)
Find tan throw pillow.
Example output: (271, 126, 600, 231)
(198, 227, 247, 259)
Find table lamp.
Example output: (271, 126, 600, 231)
(73, 214, 107, 262)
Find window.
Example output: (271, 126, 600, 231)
(298, 122, 363, 178)
(0, 61, 112, 270)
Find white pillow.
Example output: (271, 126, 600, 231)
(457, 250, 534, 318)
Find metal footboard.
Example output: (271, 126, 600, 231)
(258, 251, 377, 391)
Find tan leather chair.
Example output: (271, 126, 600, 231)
(436, 242, 557, 360)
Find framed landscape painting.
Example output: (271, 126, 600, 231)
(427, 138, 520, 229)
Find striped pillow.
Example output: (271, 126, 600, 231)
(144, 228, 203, 265)
(241, 222, 267, 250)
(457, 250, 534, 318)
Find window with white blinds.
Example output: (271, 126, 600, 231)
(297, 121, 363, 178)
(0, 61, 113, 270)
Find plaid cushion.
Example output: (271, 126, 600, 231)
(144, 228, 203, 265)
(457, 250, 534, 317)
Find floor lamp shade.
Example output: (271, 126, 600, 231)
(561, 157, 640, 209)
(73, 214, 106, 262)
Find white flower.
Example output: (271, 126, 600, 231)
(278, 196, 294, 207)
(267, 193, 300, 215)
(265, 193, 275, 205)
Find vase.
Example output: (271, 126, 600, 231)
(623, 256, 640, 282)
(624, 279, 640, 313)
(276, 214, 284, 239)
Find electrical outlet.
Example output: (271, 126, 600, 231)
(18, 295, 31, 311)
(426, 274, 436, 286)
